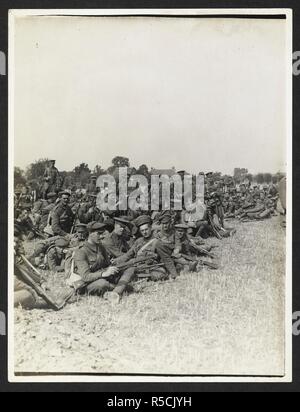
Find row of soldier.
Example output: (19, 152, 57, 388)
(14, 176, 281, 310)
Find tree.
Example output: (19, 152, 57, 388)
(93, 165, 106, 176)
(264, 173, 272, 184)
(60, 171, 74, 190)
(26, 158, 50, 181)
(256, 173, 265, 184)
(112, 156, 130, 168)
(73, 163, 91, 186)
(246, 173, 253, 183)
(14, 167, 26, 188)
(234, 168, 248, 184)
(136, 164, 150, 180)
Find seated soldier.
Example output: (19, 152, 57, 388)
(239, 192, 267, 221)
(65, 223, 89, 276)
(32, 192, 57, 231)
(173, 224, 199, 273)
(78, 195, 104, 224)
(72, 222, 136, 304)
(115, 215, 168, 282)
(47, 238, 70, 272)
(29, 249, 47, 270)
(14, 224, 48, 309)
(102, 217, 131, 259)
(51, 191, 74, 237)
(154, 213, 179, 279)
(16, 205, 36, 240)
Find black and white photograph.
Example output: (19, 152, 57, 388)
(8, 9, 292, 381)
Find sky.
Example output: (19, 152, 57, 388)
(13, 15, 288, 175)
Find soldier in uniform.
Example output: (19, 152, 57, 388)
(15, 204, 37, 240)
(15, 186, 33, 212)
(14, 224, 46, 309)
(51, 191, 75, 237)
(73, 222, 136, 304)
(102, 217, 131, 259)
(78, 195, 104, 224)
(43, 160, 60, 199)
(32, 192, 58, 231)
(154, 213, 179, 279)
(239, 192, 268, 221)
(86, 175, 98, 195)
(173, 224, 199, 272)
(115, 215, 168, 282)
(64, 224, 89, 277)
(46, 238, 70, 272)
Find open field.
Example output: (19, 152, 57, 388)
(14, 217, 286, 376)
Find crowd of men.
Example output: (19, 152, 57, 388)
(14, 161, 283, 310)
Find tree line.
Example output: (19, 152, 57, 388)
(14, 158, 285, 191)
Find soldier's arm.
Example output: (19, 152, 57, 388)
(51, 208, 68, 237)
(47, 249, 64, 272)
(113, 241, 137, 264)
(41, 204, 53, 216)
(32, 201, 42, 214)
(74, 248, 105, 283)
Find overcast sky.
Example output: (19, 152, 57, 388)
(13, 15, 288, 175)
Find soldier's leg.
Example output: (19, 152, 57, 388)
(246, 212, 258, 219)
(43, 183, 50, 200)
(149, 268, 168, 281)
(86, 279, 114, 296)
(174, 257, 190, 273)
(14, 290, 37, 309)
(156, 241, 178, 279)
(196, 222, 210, 239)
(114, 267, 136, 296)
(257, 209, 272, 220)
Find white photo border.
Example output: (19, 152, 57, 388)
(8, 8, 293, 383)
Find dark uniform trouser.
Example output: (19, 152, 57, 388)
(14, 290, 37, 309)
(86, 268, 136, 296)
(196, 222, 213, 239)
(247, 209, 271, 220)
(156, 241, 178, 279)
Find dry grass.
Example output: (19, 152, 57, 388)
(14, 217, 286, 376)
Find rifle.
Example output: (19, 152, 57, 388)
(63, 253, 162, 305)
(16, 254, 66, 311)
(207, 212, 222, 240)
(180, 253, 219, 270)
(113, 253, 158, 272)
(189, 240, 217, 259)
(20, 254, 48, 283)
(71, 201, 83, 234)
(31, 226, 48, 240)
(136, 263, 166, 278)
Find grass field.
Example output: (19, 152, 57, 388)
(14, 217, 286, 376)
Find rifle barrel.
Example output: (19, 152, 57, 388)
(16, 263, 61, 311)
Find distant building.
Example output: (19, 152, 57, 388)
(150, 167, 176, 177)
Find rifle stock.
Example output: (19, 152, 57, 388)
(180, 253, 219, 270)
(16, 261, 62, 311)
(113, 253, 158, 272)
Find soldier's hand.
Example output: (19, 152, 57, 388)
(102, 266, 119, 278)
